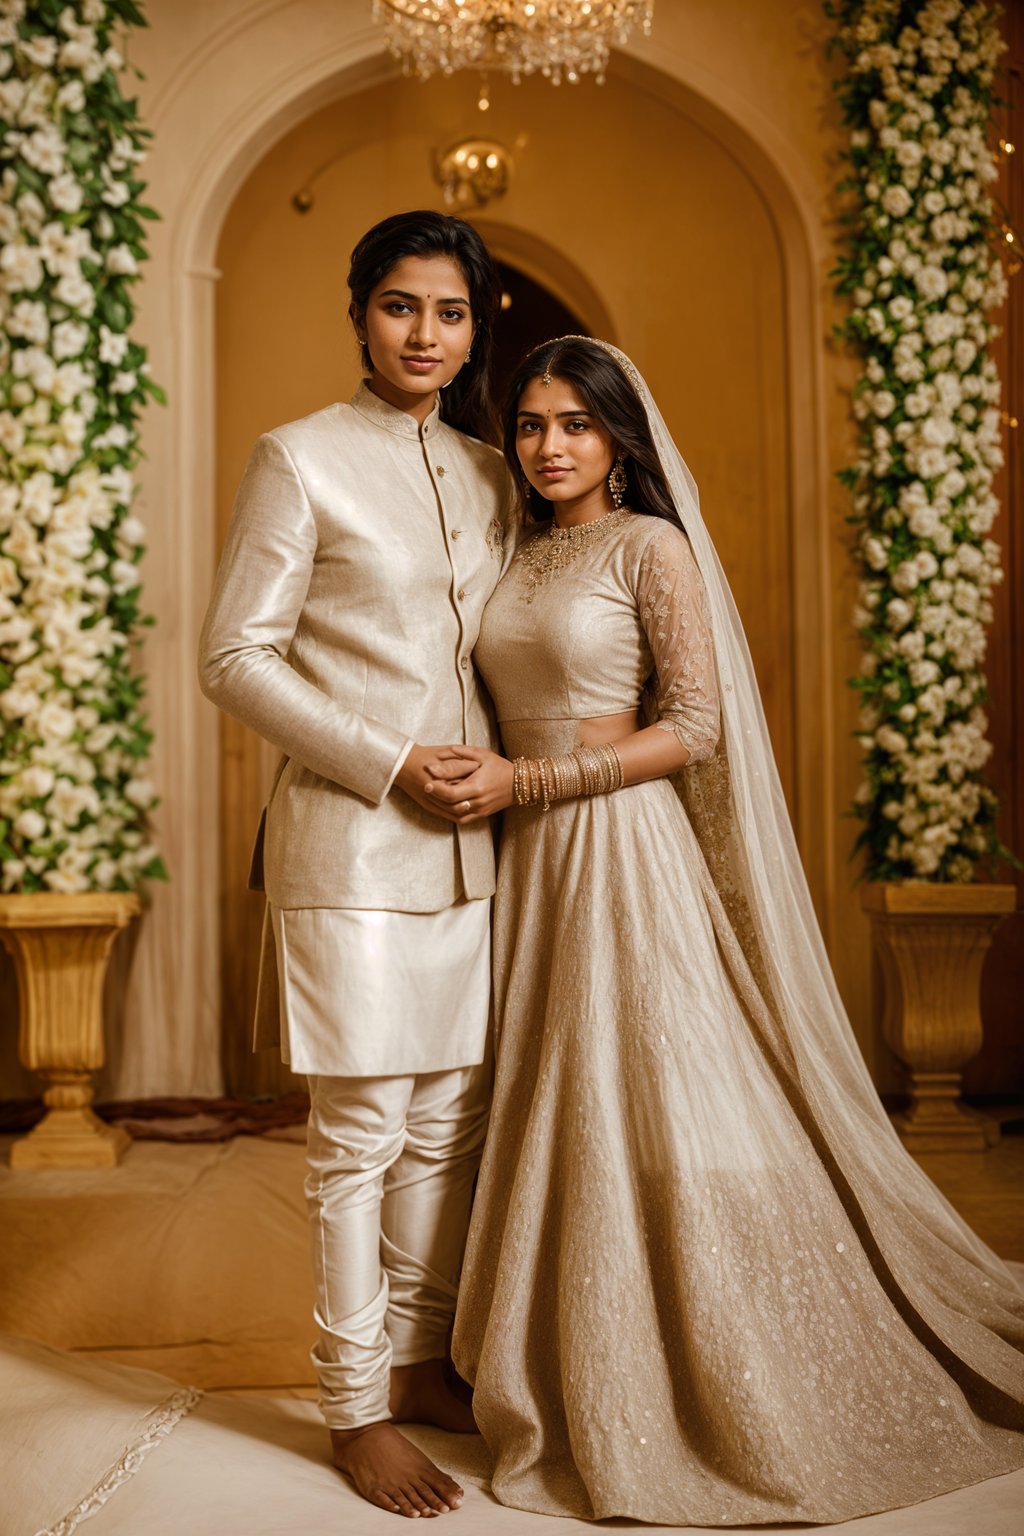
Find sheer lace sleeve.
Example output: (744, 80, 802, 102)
(635, 521, 720, 764)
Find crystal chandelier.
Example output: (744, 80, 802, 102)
(372, 1, 655, 86)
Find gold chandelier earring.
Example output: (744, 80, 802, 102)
(608, 453, 628, 508)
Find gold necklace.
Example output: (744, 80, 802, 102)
(517, 507, 633, 603)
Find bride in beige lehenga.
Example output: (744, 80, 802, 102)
(422, 337, 1024, 1526)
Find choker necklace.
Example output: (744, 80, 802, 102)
(517, 507, 633, 603)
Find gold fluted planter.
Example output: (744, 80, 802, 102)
(861, 882, 1015, 1153)
(0, 892, 141, 1169)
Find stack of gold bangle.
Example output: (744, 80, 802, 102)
(512, 743, 624, 812)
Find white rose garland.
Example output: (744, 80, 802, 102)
(828, 0, 1016, 882)
(0, 0, 165, 894)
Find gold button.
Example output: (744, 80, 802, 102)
(436, 465, 446, 477)
(457, 588, 466, 600)
(460, 657, 469, 669)
(451, 528, 463, 540)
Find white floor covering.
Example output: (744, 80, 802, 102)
(2, 1136, 1023, 1535)
(3, 1337, 1019, 1536)
(68, 1391, 1024, 1536)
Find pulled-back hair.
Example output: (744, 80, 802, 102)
(503, 337, 680, 526)
(347, 210, 500, 445)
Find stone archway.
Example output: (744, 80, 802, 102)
(475, 221, 618, 342)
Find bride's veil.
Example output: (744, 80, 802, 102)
(565, 337, 1023, 1385)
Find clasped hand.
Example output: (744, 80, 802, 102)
(396, 743, 513, 823)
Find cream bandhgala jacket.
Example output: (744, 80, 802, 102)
(198, 383, 516, 913)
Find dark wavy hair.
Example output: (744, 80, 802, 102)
(503, 337, 680, 527)
(347, 210, 500, 445)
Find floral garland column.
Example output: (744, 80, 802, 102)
(829, 0, 1016, 1150)
(0, 0, 163, 895)
(0, 1, 163, 1165)
(830, 0, 1009, 881)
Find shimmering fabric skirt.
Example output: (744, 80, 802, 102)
(269, 898, 491, 1077)
(451, 721, 1024, 1526)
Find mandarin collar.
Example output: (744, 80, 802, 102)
(350, 380, 442, 441)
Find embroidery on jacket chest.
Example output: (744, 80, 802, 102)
(485, 517, 504, 561)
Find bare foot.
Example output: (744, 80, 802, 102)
(391, 1357, 478, 1434)
(331, 1422, 465, 1517)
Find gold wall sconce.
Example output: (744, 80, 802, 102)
(433, 138, 513, 210)
(290, 137, 514, 215)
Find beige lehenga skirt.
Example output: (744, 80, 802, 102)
(452, 742, 1024, 1526)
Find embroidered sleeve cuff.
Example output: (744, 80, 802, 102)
(655, 714, 720, 764)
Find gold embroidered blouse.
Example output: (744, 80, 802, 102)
(475, 510, 720, 762)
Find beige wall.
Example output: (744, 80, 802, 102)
(6, 0, 972, 1098)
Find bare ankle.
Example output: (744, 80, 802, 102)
(330, 1420, 390, 1448)
(391, 1357, 443, 1382)
(389, 1357, 478, 1434)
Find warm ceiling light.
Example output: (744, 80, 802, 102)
(373, 1, 655, 86)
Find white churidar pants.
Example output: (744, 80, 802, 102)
(305, 1064, 490, 1429)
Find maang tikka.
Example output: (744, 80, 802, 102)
(608, 453, 628, 508)
(541, 345, 563, 387)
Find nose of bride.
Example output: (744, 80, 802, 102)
(409, 318, 437, 348)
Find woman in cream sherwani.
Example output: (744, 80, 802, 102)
(198, 210, 515, 1520)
